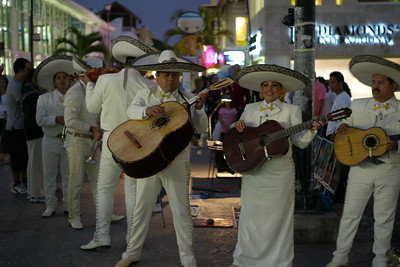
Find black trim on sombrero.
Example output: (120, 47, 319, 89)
(130, 50, 206, 73)
(234, 64, 311, 92)
(131, 62, 206, 72)
(33, 55, 75, 91)
(111, 35, 156, 64)
(349, 55, 400, 91)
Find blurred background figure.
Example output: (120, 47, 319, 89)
(226, 64, 251, 119)
(0, 75, 10, 164)
(21, 69, 45, 203)
(6, 58, 31, 195)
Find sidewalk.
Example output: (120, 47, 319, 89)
(0, 142, 399, 266)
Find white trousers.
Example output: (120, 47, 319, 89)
(27, 137, 44, 198)
(42, 135, 69, 210)
(92, 132, 136, 243)
(332, 162, 400, 267)
(65, 135, 99, 220)
(122, 147, 195, 266)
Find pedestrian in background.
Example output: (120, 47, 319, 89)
(21, 68, 45, 203)
(0, 74, 10, 164)
(6, 58, 31, 195)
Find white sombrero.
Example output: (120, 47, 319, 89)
(34, 55, 75, 91)
(111, 35, 156, 64)
(350, 55, 400, 91)
(72, 56, 104, 72)
(234, 64, 311, 92)
(131, 50, 206, 72)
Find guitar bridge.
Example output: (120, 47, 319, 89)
(238, 143, 246, 161)
(263, 146, 271, 161)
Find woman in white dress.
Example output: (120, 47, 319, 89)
(230, 65, 324, 267)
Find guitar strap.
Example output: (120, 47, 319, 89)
(177, 89, 195, 127)
(177, 89, 189, 107)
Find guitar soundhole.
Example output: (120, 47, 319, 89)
(363, 134, 379, 150)
(152, 117, 169, 129)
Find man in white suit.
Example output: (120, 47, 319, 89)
(81, 36, 156, 250)
(64, 56, 104, 230)
(115, 50, 208, 267)
(35, 55, 75, 217)
(326, 55, 400, 267)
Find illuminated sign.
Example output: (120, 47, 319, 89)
(223, 50, 245, 66)
(249, 31, 262, 57)
(316, 23, 400, 46)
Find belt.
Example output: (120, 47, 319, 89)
(67, 130, 93, 139)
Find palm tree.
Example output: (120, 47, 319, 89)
(163, 7, 233, 56)
(53, 27, 109, 61)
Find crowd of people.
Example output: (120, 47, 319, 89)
(1, 34, 400, 267)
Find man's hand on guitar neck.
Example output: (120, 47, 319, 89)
(310, 117, 326, 131)
(194, 92, 208, 110)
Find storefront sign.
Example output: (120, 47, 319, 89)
(316, 23, 400, 46)
(249, 31, 262, 57)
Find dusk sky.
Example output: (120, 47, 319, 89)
(74, 0, 211, 44)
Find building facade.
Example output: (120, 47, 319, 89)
(217, 0, 400, 99)
(0, 0, 111, 74)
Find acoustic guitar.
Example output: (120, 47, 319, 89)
(223, 108, 352, 173)
(107, 78, 234, 178)
(333, 127, 396, 166)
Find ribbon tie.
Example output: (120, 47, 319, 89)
(371, 102, 392, 116)
(259, 103, 275, 112)
(157, 91, 173, 99)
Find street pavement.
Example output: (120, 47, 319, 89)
(1, 140, 400, 267)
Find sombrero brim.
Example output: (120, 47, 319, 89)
(72, 56, 104, 72)
(350, 55, 400, 91)
(111, 35, 156, 64)
(72, 56, 90, 72)
(130, 52, 206, 72)
(234, 64, 311, 92)
(34, 55, 75, 91)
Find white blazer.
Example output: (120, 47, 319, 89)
(86, 68, 156, 132)
(36, 90, 65, 137)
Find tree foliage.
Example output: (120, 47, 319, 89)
(53, 27, 109, 61)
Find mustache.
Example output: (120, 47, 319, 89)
(372, 88, 381, 93)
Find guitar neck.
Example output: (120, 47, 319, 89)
(187, 88, 209, 106)
(266, 115, 330, 142)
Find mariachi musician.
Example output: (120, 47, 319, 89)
(64, 56, 123, 230)
(326, 55, 400, 267)
(81, 36, 156, 250)
(35, 55, 75, 218)
(228, 64, 324, 267)
(115, 50, 207, 267)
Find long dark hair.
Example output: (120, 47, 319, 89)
(330, 71, 351, 97)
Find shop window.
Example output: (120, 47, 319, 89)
(235, 17, 247, 47)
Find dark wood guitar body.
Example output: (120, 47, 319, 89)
(223, 120, 289, 173)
